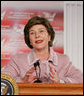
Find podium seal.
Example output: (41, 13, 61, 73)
(1, 74, 19, 95)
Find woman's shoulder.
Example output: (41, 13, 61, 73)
(11, 51, 32, 60)
(51, 47, 70, 62)
(54, 52, 70, 62)
(56, 52, 69, 57)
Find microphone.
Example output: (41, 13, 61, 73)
(34, 61, 42, 83)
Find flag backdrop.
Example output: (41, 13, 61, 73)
(1, 3, 64, 67)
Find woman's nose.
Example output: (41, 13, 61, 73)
(35, 32, 40, 38)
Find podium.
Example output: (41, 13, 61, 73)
(17, 83, 83, 95)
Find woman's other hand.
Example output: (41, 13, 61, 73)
(22, 67, 37, 83)
(49, 64, 60, 83)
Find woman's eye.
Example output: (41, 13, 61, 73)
(40, 30, 44, 32)
(30, 32, 35, 35)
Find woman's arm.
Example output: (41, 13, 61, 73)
(62, 55, 83, 83)
(1, 57, 20, 81)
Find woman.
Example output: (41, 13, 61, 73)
(1, 16, 83, 83)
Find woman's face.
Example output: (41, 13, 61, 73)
(29, 24, 51, 50)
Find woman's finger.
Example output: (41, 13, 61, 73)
(49, 71, 54, 78)
(32, 76, 38, 81)
(49, 65, 53, 73)
(49, 65, 56, 75)
(26, 67, 35, 75)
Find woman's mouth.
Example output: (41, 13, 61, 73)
(35, 40, 43, 44)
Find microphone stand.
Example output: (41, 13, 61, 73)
(34, 78, 42, 83)
(34, 61, 42, 83)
